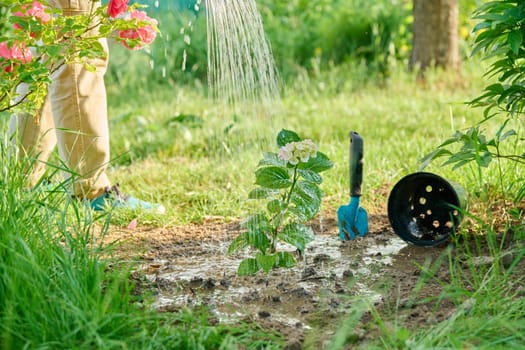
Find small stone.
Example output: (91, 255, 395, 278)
(277, 282, 289, 291)
(219, 279, 230, 288)
(343, 269, 354, 278)
(241, 290, 259, 302)
(313, 254, 331, 264)
(329, 298, 341, 307)
(258, 310, 271, 318)
(291, 287, 311, 297)
(203, 278, 215, 290)
(189, 277, 203, 288)
(333, 281, 345, 294)
(271, 295, 281, 303)
(301, 267, 317, 279)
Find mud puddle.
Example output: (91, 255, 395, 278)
(102, 209, 525, 348)
(105, 215, 425, 344)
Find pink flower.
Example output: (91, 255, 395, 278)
(13, 1, 50, 25)
(0, 41, 32, 72)
(13, 1, 50, 37)
(119, 10, 158, 50)
(25, 1, 50, 22)
(108, 0, 129, 18)
(10, 44, 33, 63)
(0, 42, 10, 60)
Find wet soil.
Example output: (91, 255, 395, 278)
(103, 212, 524, 349)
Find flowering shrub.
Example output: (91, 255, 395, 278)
(0, 0, 159, 114)
(228, 129, 333, 276)
(0, 41, 32, 72)
(13, 0, 51, 36)
(108, 0, 129, 18)
(118, 10, 158, 50)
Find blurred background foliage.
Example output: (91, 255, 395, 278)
(104, 0, 485, 92)
(0, 0, 485, 92)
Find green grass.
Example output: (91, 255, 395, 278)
(2, 48, 525, 348)
(362, 220, 525, 350)
(99, 56, 513, 226)
(0, 137, 285, 349)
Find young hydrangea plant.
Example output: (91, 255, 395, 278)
(228, 129, 333, 276)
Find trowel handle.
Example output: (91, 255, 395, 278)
(350, 131, 364, 197)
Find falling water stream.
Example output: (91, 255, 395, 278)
(205, 0, 281, 106)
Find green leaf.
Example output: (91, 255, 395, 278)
(236, 214, 272, 253)
(298, 152, 333, 173)
(227, 229, 270, 254)
(241, 213, 271, 233)
(472, 21, 492, 33)
(256, 253, 277, 273)
(479, 152, 493, 167)
(44, 45, 62, 57)
(419, 148, 452, 170)
(255, 166, 292, 189)
(248, 187, 278, 200)
(278, 223, 315, 252)
(291, 181, 322, 219)
(267, 199, 283, 214)
(298, 169, 322, 184)
(507, 29, 523, 55)
(258, 152, 286, 167)
(237, 258, 260, 276)
(275, 252, 296, 268)
(499, 129, 517, 142)
(166, 113, 204, 128)
(277, 129, 301, 147)
(83, 63, 96, 72)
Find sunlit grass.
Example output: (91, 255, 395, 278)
(0, 135, 285, 349)
(100, 57, 514, 225)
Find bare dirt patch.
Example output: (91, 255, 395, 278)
(102, 212, 524, 348)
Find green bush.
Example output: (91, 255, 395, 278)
(108, 0, 413, 87)
(315, 0, 411, 78)
(107, 0, 487, 88)
(423, 0, 525, 203)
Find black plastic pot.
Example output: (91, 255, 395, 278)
(387, 172, 467, 246)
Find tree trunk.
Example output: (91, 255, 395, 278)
(410, 0, 459, 72)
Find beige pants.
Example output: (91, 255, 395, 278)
(9, 0, 111, 199)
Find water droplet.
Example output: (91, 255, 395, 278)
(182, 49, 187, 71)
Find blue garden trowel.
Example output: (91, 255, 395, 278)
(338, 131, 369, 240)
